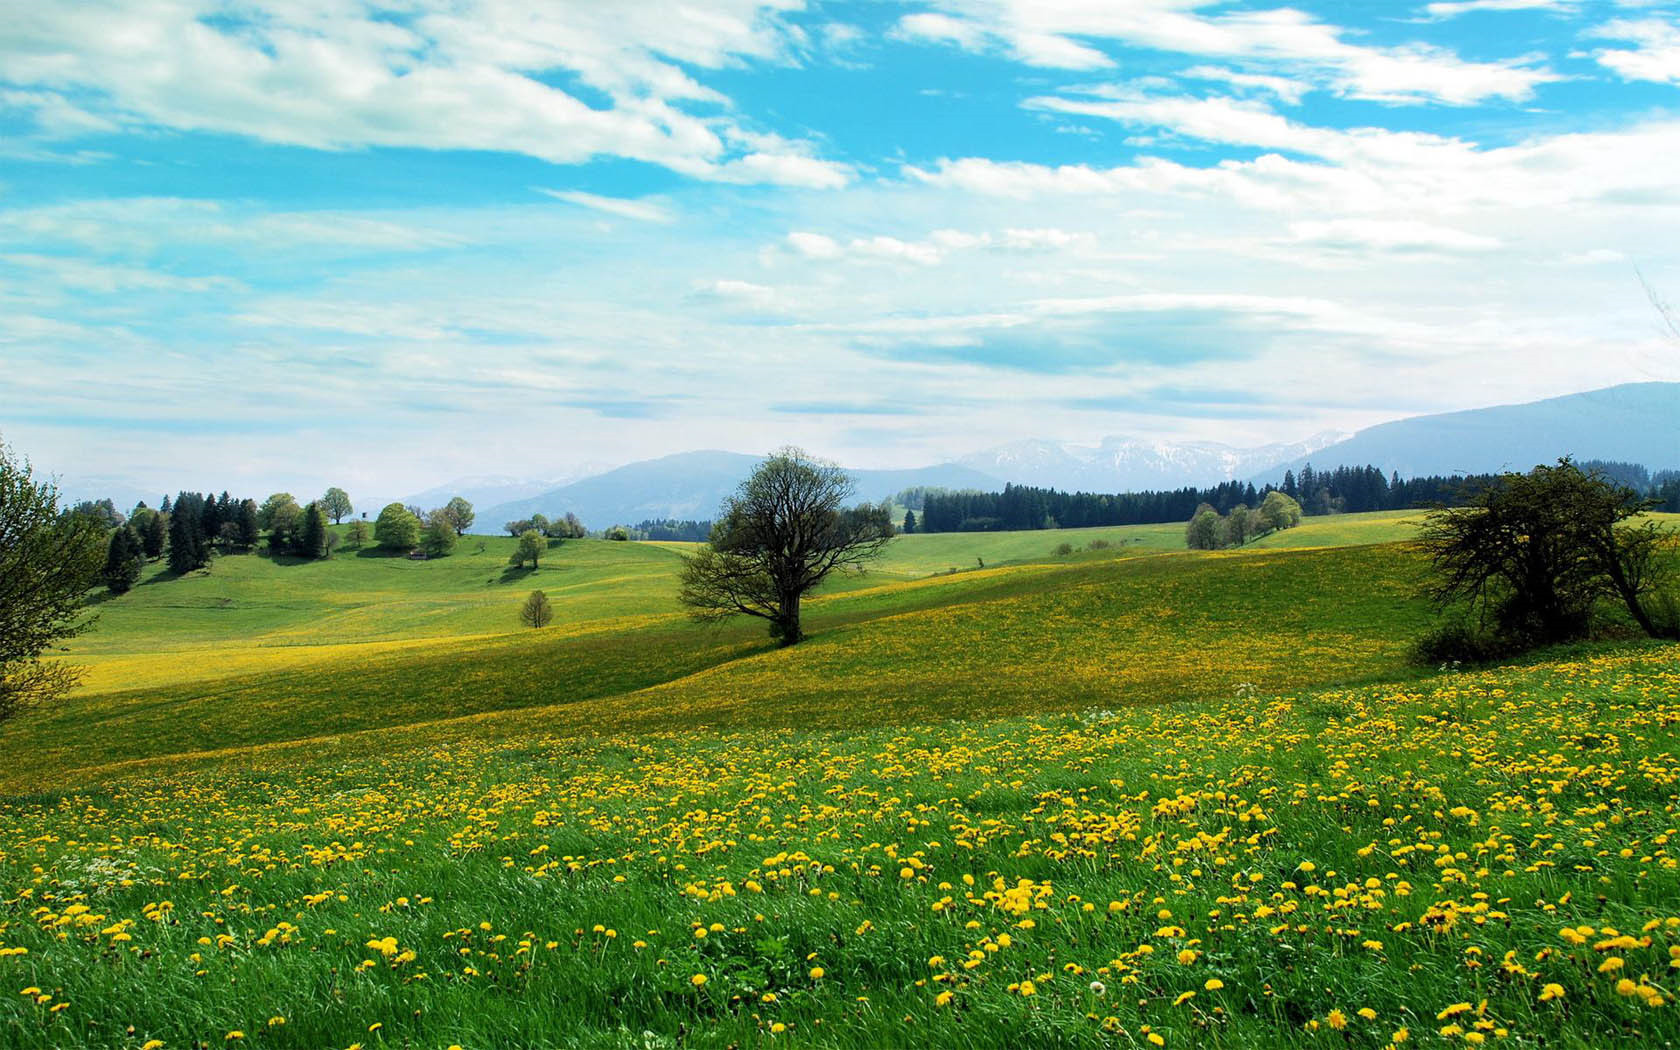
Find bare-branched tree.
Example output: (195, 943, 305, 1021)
(679, 448, 894, 646)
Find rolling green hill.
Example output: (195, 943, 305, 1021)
(3, 510, 1679, 1049)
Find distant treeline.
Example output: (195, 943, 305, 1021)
(906, 459, 1680, 534)
(629, 519, 713, 542)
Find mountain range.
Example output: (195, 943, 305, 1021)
(464, 382, 1677, 531)
(1260, 381, 1679, 482)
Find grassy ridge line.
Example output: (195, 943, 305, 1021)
(7, 544, 1435, 794)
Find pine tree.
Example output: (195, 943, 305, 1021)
(103, 527, 144, 594)
(142, 508, 167, 559)
(902, 509, 917, 534)
(297, 502, 329, 560)
(237, 500, 261, 549)
(168, 501, 202, 574)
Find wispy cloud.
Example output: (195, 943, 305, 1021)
(536, 189, 675, 223)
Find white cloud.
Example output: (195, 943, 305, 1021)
(780, 226, 1097, 266)
(0, 1, 848, 187)
(1593, 18, 1680, 84)
(1287, 218, 1501, 254)
(692, 278, 776, 304)
(786, 231, 844, 259)
(895, 0, 1560, 105)
(537, 190, 674, 223)
(1, 252, 243, 293)
(1422, 0, 1578, 19)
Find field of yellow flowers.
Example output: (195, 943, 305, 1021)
(3, 642, 1677, 1048)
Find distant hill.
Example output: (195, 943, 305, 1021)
(959, 432, 1348, 492)
(478, 451, 1005, 531)
(400, 469, 610, 516)
(1259, 382, 1680, 482)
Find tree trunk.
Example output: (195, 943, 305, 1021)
(1600, 541, 1660, 638)
(777, 591, 803, 646)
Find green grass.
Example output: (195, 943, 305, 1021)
(4, 513, 1677, 1047)
(10, 542, 1434, 793)
(1, 644, 1676, 1048)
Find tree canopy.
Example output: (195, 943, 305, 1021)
(1420, 459, 1676, 649)
(0, 440, 105, 722)
(374, 503, 422, 552)
(320, 487, 353, 524)
(678, 448, 894, 646)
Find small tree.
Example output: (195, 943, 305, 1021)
(346, 519, 370, 547)
(258, 492, 299, 530)
(1185, 505, 1222, 550)
(504, 519, 532, 537)
(678, 448, 894, 646)
(374, 503, 422, 553)
(1420, 459, 1676, 648)
(443, 496, 475, 536)
(1225, 504, 1251, 546)
(510, 529, 545, 569)
(903, 509, 917, 534)
(422, 512, 458, 558)
(321, 487, 353, 524)
(103, 526, 144, 594)
(1258, 491, 1302, 533)
(0, 440, 105, 722)
(520, 589, 554, 628)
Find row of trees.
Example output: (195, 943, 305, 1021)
(1185, 491, 1303, 550)
(906, 465, 1554, 534)
(502, 512, 585, 540)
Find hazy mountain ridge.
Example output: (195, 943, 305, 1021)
(1258, 382, 1680, 483)
(479, 453, 1006, 531)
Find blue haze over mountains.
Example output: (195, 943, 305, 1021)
(469, 383, 1680, 532)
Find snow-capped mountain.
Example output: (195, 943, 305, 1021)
(959, 432, 1349, 492)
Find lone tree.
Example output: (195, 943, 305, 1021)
(0, 440, 106, 722)
(510, 529, 545, 569)
(442, 496, 475, 536)
(1420, 459, 1677, 648)
(320, 487, 353, 524)
(520, 589, 553, 628)
(678, 448, 894, 646)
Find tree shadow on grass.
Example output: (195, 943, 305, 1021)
(497, 564, 539, 585)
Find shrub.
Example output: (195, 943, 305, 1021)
(1053, 542, 1074, 557)
(1411, 617, 1513, 666)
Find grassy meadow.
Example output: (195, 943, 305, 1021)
(3, 511, 1678, 1048)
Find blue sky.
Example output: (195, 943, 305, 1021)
(2, 0, 1678, 501)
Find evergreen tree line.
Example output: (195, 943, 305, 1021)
(629, 519, 713, 542)
(87, 491, 264, 593)
(908, 459, 1680, 536)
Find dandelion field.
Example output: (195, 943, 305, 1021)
(4, 520, 1679, 1048)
